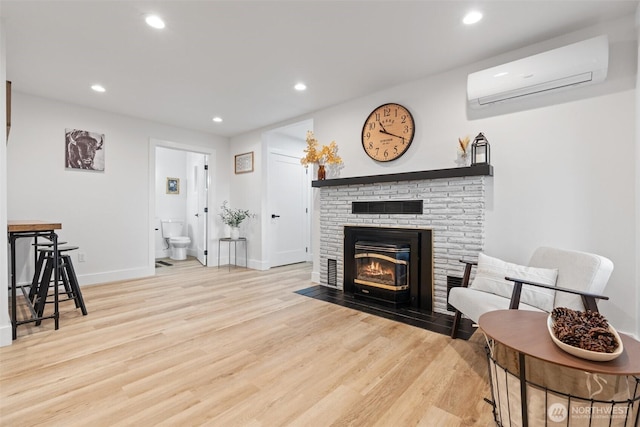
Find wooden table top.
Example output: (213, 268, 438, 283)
(8, 220, 62, 233)
(479, 310, 640, 375)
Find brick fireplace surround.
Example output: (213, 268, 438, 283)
(313, 165, 493, 315)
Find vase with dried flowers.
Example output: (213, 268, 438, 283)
(300, 131, 343, 180)
(455, 136, 471, 167)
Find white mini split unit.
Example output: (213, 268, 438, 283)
(467, 35, 609, 108)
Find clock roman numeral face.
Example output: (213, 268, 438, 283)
(361, 103, 415, 162)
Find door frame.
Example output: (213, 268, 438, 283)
(148, 138, 216, 269)
(265, 147, 312, 268)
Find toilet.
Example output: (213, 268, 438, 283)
(161, 219, 191, 260)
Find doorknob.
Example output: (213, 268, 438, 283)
(271, 214, 281, 218)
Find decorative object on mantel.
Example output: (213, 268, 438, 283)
(219, 200, 254, 239)
(471, 132, 491, 165)
(300, 131, 343, 180)
(455, 135, 471, 167)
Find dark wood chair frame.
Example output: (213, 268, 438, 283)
(450, 260, 609, 339)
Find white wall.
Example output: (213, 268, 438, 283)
(635, 4, 640, 340)
(0, 18, 11, 346)
(232, 16, 639, 336)
(5, 92, 229, 291)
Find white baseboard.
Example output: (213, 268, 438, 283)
(77, 266, 155, 286)
(0, 323, 13, 347)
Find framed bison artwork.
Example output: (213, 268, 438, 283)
(65, 128, 105, 171)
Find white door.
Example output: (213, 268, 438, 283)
(196, 157, 208, 266)
(268, 151, 310, 267)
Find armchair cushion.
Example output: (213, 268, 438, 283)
(469, 253, 559, 312)
(449, 286, 546, 324)
(528, 247, 613, 311)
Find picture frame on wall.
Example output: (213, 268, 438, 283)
(234, 151, 254, 174)
(166, 177, 180, 194)
(64, 128, 105, 171)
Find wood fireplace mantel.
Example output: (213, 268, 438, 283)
(311, 164, 493, 187)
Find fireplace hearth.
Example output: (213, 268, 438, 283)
(344, 227, 433, 311)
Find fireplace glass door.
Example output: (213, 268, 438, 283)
(354, 241, 410, 292)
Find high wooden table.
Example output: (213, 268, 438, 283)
(479, 310, 640, 426)
(8, 220, 62, 339)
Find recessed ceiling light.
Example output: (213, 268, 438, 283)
(91, 84, 106, 93)
(145, 15, 165, 29)
(294, 83, 307, 91)
(212, 117, 223, 123)
(463, 11, 483, 25)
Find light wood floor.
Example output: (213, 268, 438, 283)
(1, 260, 495, 426)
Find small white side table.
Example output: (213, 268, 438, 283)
(218, 237, 247, 271)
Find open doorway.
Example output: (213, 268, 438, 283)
(149, 139, 215, 270)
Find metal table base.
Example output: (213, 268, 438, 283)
(218, 238, 247, 271)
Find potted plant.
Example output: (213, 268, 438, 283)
(219, 201, 253, 239)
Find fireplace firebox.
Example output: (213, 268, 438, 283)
(344, 227, 433, 310)
(354, 241, 410, 304)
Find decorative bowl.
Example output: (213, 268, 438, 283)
(547, 315, 623, 362)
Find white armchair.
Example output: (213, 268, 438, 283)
(448, 247, 614, 339)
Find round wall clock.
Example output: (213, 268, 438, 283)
(361, 103, 415, 162)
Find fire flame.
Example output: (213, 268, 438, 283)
(363, 261, 394, 280)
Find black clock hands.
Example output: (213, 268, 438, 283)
(379, 128, 405, 143)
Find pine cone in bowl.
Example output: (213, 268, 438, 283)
(551, 307, 619, 354)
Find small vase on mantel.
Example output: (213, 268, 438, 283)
(230, 227, 240, 240)
(455, 152, 471, 167)
(317, 164, 326, 180)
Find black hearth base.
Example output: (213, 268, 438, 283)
(295, 285, 476, 340)
(353, 284, 410, 307)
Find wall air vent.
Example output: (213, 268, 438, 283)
(352, 200, 423, 215)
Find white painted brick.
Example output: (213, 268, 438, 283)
(317, 175, 486, 313)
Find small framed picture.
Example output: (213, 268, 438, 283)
(235, 151, 254, 174)
(166, 177, 180, 194)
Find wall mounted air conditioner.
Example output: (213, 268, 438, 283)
(467, 35, 609, 108)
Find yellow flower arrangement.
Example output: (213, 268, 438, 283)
(300, 131, 343, 166)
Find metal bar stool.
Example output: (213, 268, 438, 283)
(29, 241, 67, 302)
(33, 245, 87, 324)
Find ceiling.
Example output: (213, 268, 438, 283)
(2, 1, 638, 138)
